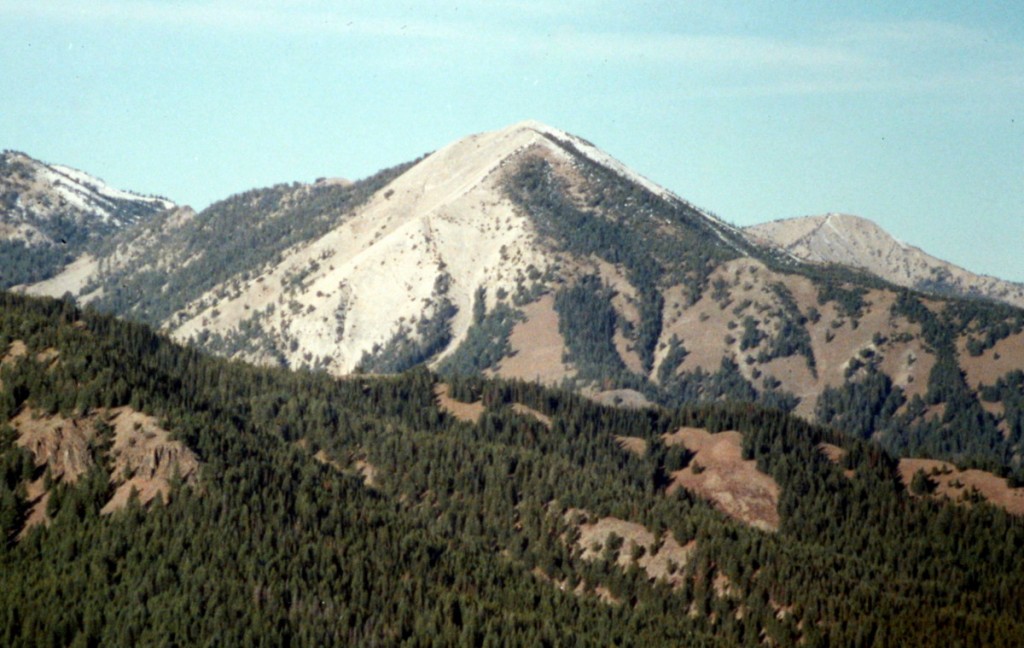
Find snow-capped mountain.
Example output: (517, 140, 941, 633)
(1, 150, 173, 239)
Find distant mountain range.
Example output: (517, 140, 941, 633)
(5, 122, 1024, 469)
(747, 213, 1024, 309)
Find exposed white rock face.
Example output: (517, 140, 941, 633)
(28, 121, 1021, 392)
(169, 122, 573, 372)
(747, 213, 1024, 308)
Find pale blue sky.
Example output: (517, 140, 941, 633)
(2, 1, 1022, 280)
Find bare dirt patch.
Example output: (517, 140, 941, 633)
(663, 427, 780, 532)
(898, 458, 1024, 516)
(311, 447, 378, 488)
(615, 435, 648, 457)
(818, 442, 854, 478)
(565, 511, 695, 587)
(818, 442, 846, 464)
(587, 388, 652, 409)
(511, 403, 552, 428)
(312, 448, 343, 471)
(922, 403, 946, 424)
(34, 347, 60, 367)
(434, 383, 486, 423)
(100, 407, 200, 513)
(353, 459, 379, 488)
(13, 408, 96, 484)
(980, 400, 1006, 419)
(1, 339, 28, 365)
(9, 406, 200, 522)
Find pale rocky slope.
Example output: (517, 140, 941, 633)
(169, 122, 567, 373)
(746, 213, 1024, 308)
(22, 204, 198, 301)
(15, 126, 1003, 403)
(0, 150, 173, 246)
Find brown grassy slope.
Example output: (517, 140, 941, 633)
(495, 294, 575, 385)
(663, 427, 780, 532)
(654, 258, 937, 419)
(898, 458, 1024, 516)
(434, 383, 486, 423)
(958, 331, 1024, 390)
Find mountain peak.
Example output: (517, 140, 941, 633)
(747, 213, 1024, 307)
(487, 120, 679, 203)
(502, 119, 567, 136)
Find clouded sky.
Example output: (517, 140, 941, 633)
(2, 1, 1022, 279)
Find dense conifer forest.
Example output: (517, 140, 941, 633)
(1, 291, 1023, 646)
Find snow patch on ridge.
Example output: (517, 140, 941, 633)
(2, 151, 175, 234)
(52, 164, 174, 210)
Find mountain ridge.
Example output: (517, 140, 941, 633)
(5, 125, 1024, 646)
(746, 212, 1024, 308)
(9, 121, 1024, 473)
(0, 150, 174, 288)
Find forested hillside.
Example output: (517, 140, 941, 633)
(494, 133, 1024, 476)
(2, 291, 1023, 646)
